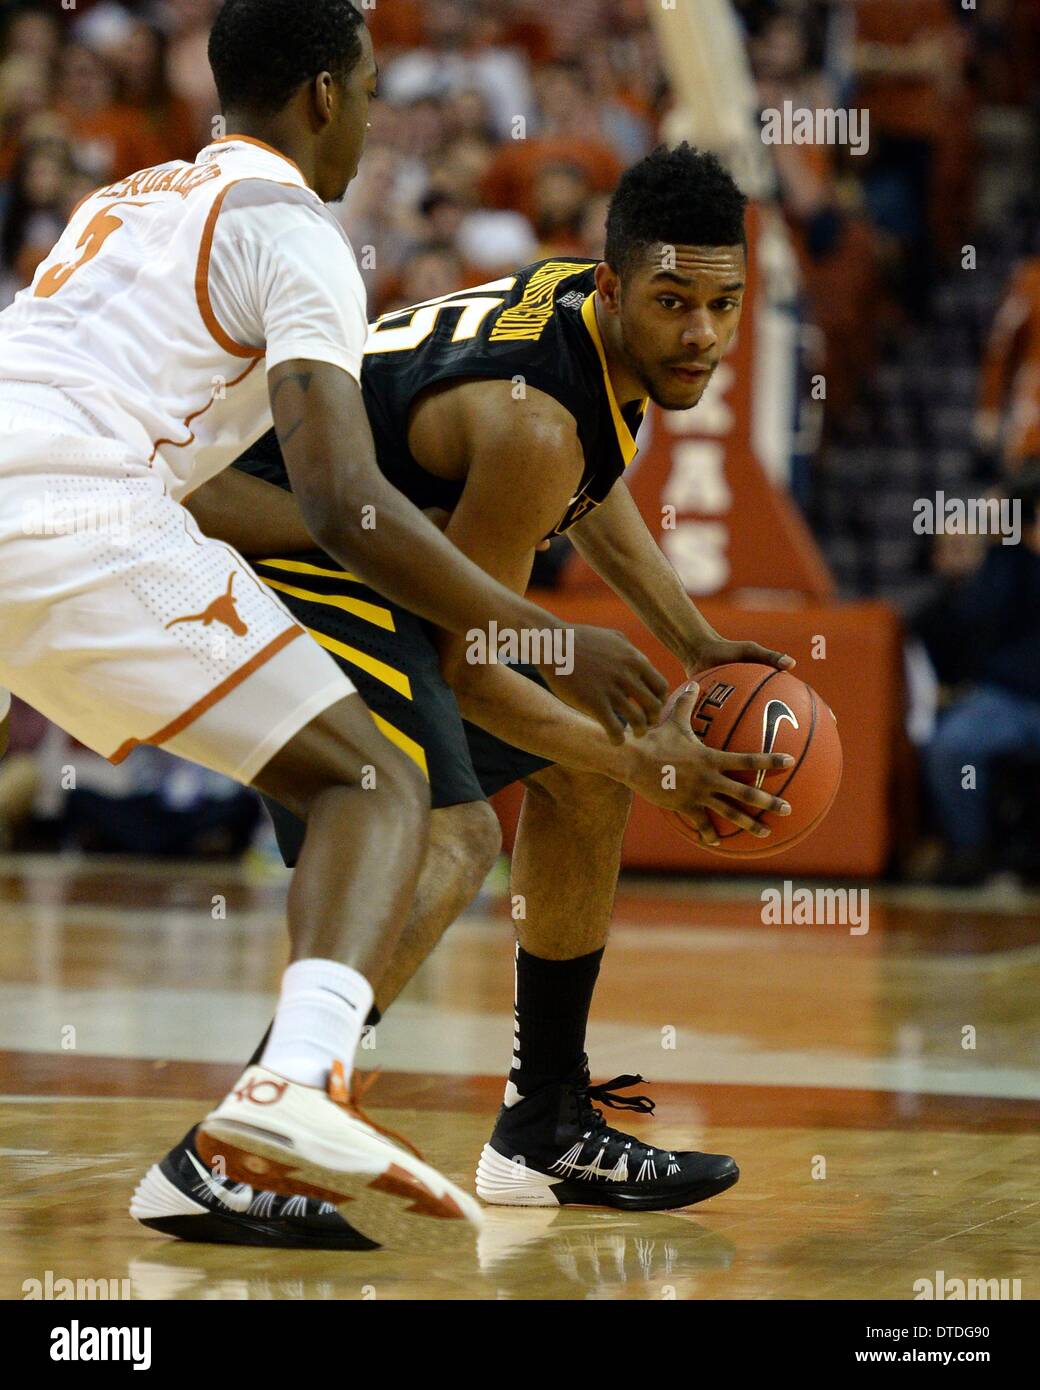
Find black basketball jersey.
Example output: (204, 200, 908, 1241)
(235, 258, 647, 537)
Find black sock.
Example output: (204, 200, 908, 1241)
(246, 1003, 382, 1070)
(507, 944, 603, 1102)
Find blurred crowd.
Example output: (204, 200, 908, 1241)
(0, 1, 1034, 386)
(0, 0, 1039, 879)
(1, 1, 1026, 319)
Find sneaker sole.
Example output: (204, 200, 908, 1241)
(196, 1119, 482, 1229)
(476, 1142, 739, 1211)
(130, 1163, 379, 1251)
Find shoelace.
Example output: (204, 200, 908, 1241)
(577, 1074, 656, 1131)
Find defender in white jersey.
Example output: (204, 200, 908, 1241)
(0, 0, 668, 1246)
(0, 132, 371, 775)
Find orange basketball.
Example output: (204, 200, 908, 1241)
(660, 664, 842, 857)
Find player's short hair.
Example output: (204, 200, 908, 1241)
(605, 143, 748, 276)
(209, 0, 366, 117)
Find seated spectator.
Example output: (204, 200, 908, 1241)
(0, 51, 53, 180)
(852, 0, 975, 306)
(53, 41, 159, 183)
(531, 160, 592, 257)
(976, 257, 1040, 473)
(577, 191, 611, 259)
(380, 0, 535, 141)
(444, 87, 499, 144)
(426, 188, 536, 276)
(334, 138, 419, 298)
(915, 464, 1040, 883)
(2, 6, 60, 69)
(0, 695, 260, 859)
(455, 207, 537, 273)
(111, 20, 198, 166)
(163, 0, 221, 150)
(480, 60, 622, 221)
(365, 0, 427, 55)
(382, 242, 469, 313)
(581, 42, 654, 164)
(0, 137, 77, 305)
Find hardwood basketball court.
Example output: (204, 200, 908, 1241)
(1, 856, 1036, 1301)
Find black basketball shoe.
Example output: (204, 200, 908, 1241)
(475, 1061, 739, 1211)
(130, 1126, 379, 1250)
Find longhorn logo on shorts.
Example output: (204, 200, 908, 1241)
(166, 573, 249, 637)
(756, 699, 799, 788)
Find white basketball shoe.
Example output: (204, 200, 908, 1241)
(196, 1062, 482, 1241)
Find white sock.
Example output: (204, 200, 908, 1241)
(261, 959, 374, 1088)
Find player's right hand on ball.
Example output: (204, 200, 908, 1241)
(626, 683, 794, 844)
(540, 626, 668, 744)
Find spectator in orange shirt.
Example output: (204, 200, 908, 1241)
(112, 21, 198, 166)
(749, 11, 886, 421)
(481, 60, 622, 221)
(53, 42, 160, 183)
(531, 160, 592, 258)
(853, 0, 974, 304)
(365, 0, 426, 53)
(977, 258, 1040, 470)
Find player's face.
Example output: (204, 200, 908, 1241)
(617, 243, 747, 410)
(318, 29, 377, 202)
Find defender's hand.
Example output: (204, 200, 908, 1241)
(539, 626, 668, 744)
(627, 684, 793, 844)
(685, 634, 795, 677)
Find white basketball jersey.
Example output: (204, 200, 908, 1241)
(0, 136, 367, 499)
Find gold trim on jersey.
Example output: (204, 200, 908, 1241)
(259, 577, 396, 632)
(257, 557, 361, 583)
(580, 294, 647, 467)
(304, 628, 413, 700)
(488, 259, 591, 343)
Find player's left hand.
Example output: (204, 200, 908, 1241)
(684, 635, 795, 678)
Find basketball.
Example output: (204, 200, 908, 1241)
(660, 665, 842, 857)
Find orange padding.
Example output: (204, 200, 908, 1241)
(491, 593, 904, 878)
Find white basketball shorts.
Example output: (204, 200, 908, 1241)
(0, 415, 355, 784)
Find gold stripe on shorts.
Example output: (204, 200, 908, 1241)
(257, 557, 362, 583)
(371, 712, 429, 779)
(259, 576, 395, 632)
(305, 628, 413, 701)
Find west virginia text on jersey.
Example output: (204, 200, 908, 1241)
(238, 259, 648, 539)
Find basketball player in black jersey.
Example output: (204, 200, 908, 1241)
(132, 144, 797, 1245)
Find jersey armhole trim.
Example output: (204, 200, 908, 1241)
(195, 179, 272, 361)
